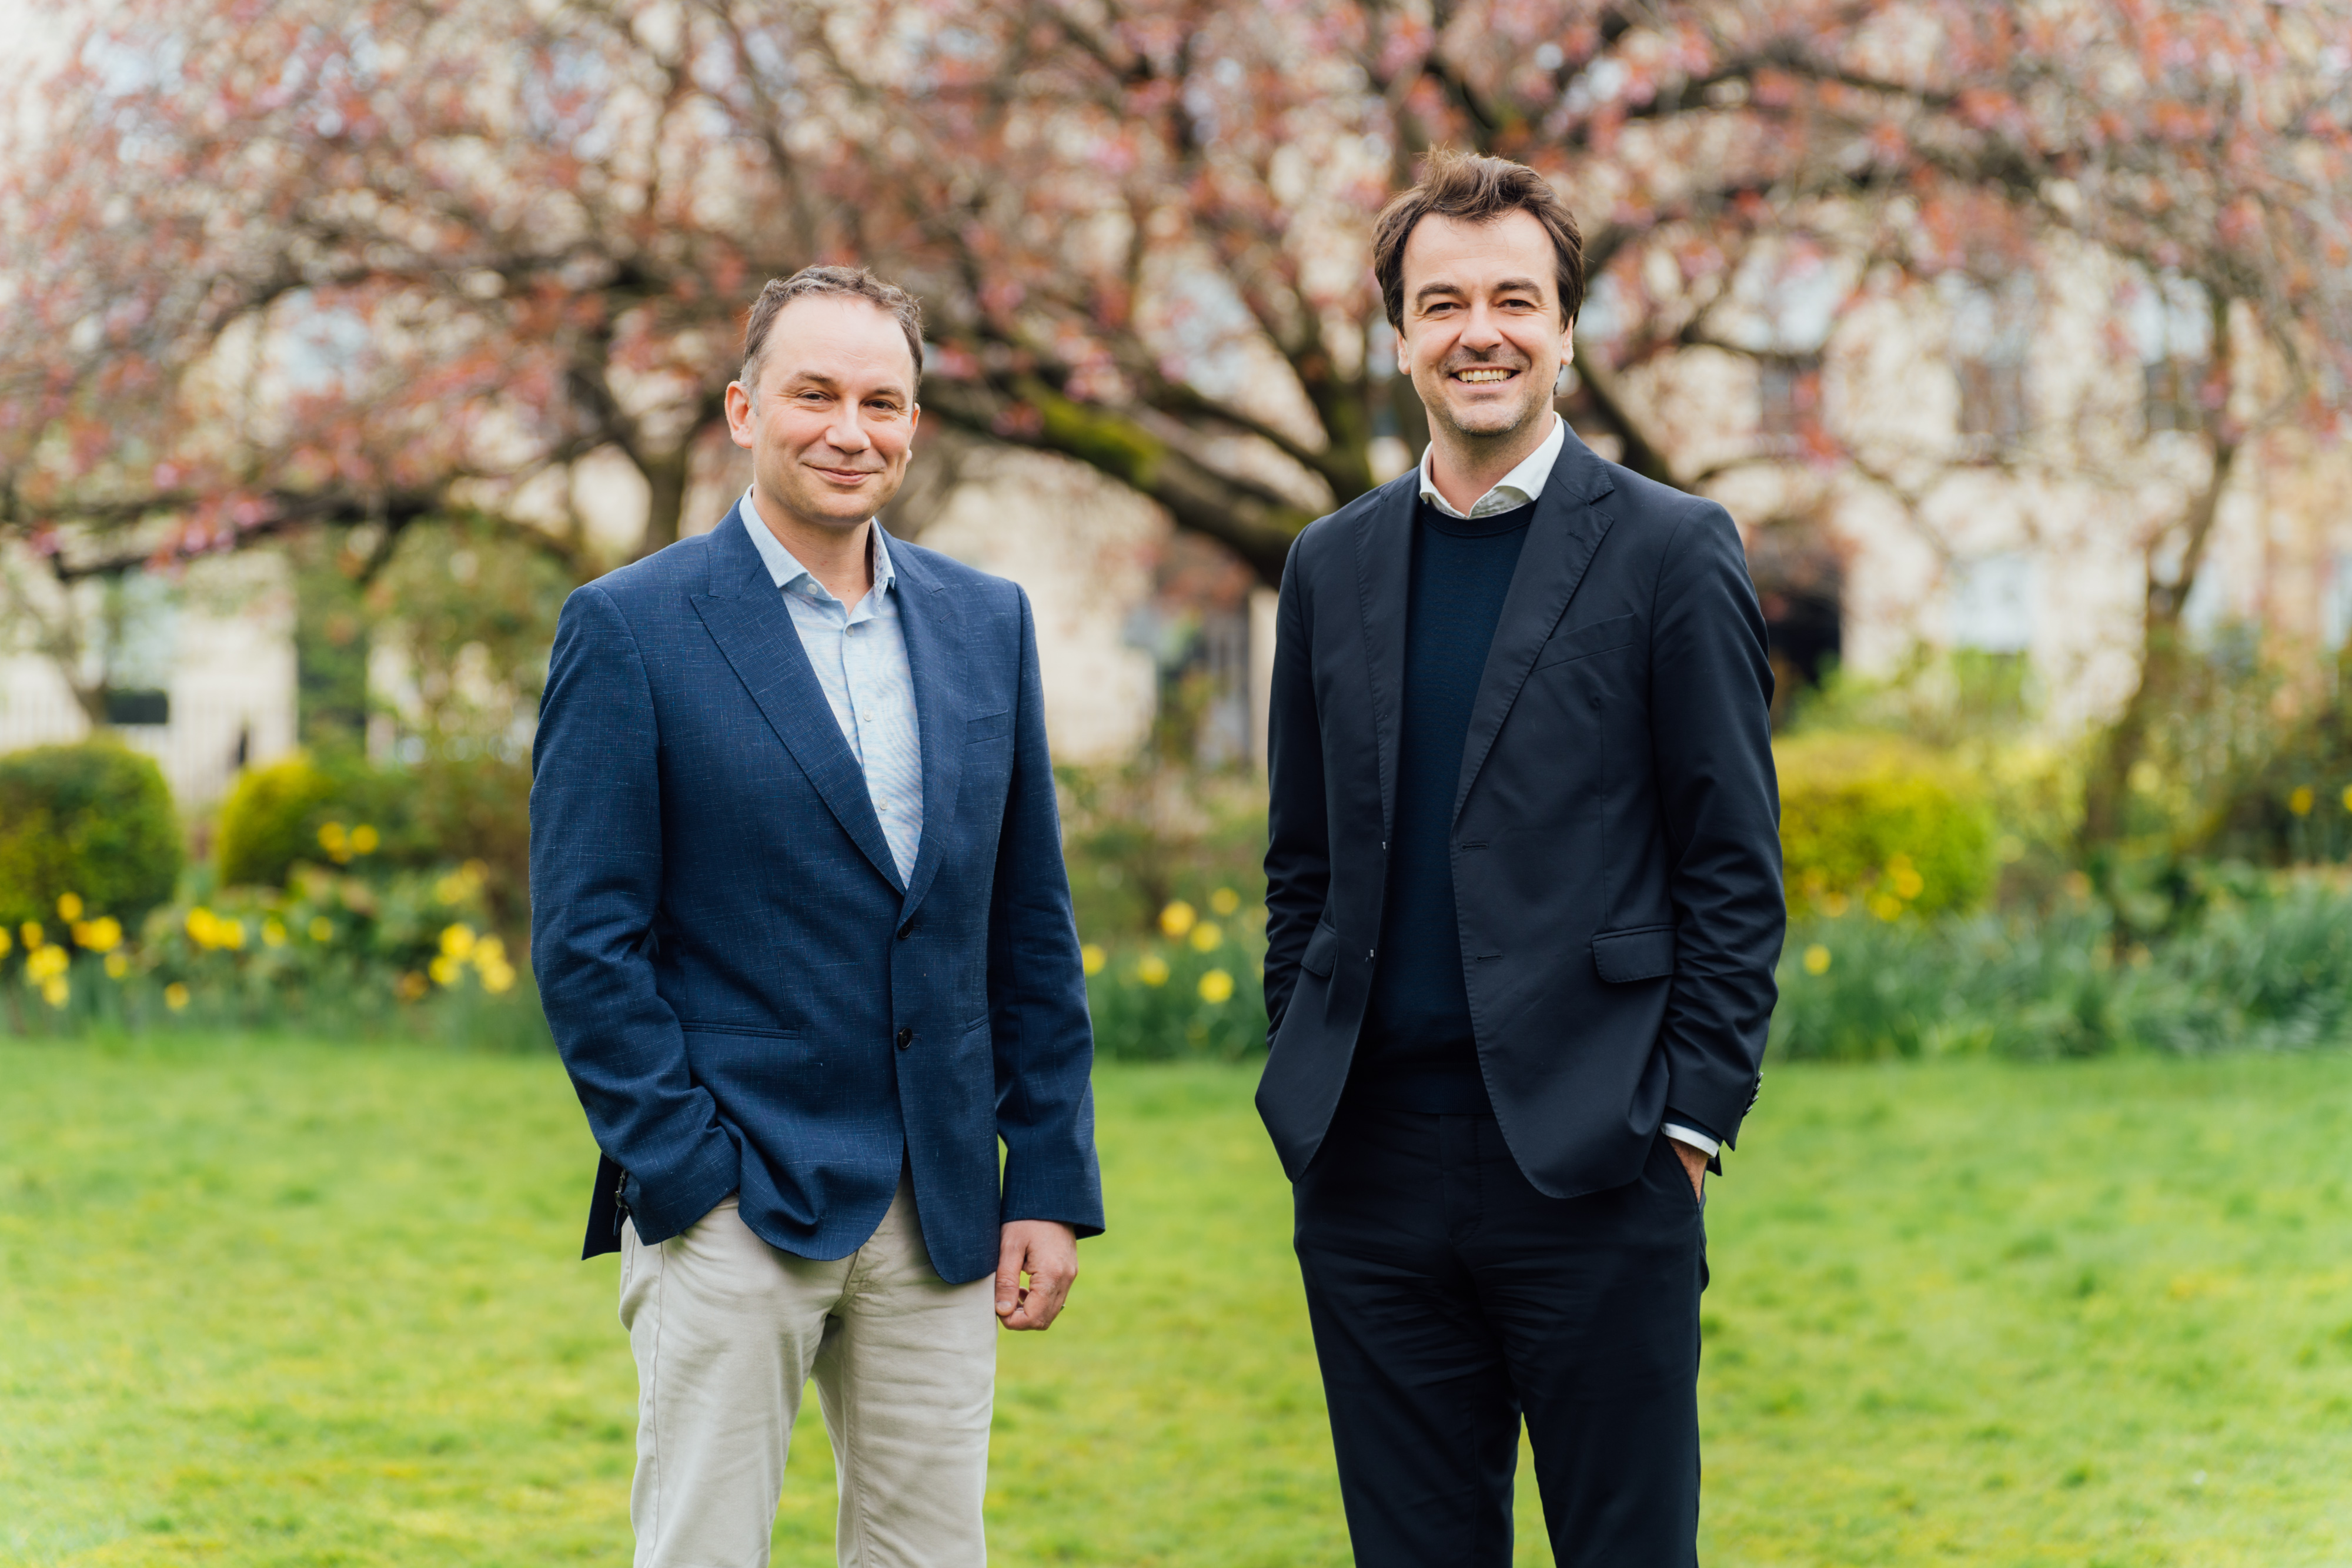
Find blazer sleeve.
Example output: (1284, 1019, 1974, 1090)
(530, 584, 740, 1245)
(987, 586, 1105, 1236)
(1261, 533, 1328, 1044)
(1647, 503, 1785, 1149)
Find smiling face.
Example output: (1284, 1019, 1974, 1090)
(1394, 208, 1574, 449)
(724, 294, 921, 538)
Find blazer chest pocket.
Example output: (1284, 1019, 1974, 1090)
(1299, 920, 1339, 978)
(1532, 612, 1638, 671)
(965, 710, 1012, 744)
(1591, 925, 1676, 983)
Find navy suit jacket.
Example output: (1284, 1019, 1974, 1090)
(1260, 430, 1783, 1197)
(530, 504, 1102, 1284)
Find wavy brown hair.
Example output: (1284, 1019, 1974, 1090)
(1371, 150, 1586, 332)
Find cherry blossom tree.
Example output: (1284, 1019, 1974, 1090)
(4, 0, 2347, 830)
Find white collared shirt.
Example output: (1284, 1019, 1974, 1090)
(1413, 421, 1722, 1164)
(1415, 412, 1567, 519)
(740, 493, 924, 884)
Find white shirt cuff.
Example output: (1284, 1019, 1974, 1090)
(1662, 1124, 1719, 1158)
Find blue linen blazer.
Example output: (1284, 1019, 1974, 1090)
(530, 503, 1103, 1285)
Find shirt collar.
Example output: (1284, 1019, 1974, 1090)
(1416, 413, 1566, 520)
(740, 488, 895, 605)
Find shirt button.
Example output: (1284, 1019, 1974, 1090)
(896, 1027, 914, 1051)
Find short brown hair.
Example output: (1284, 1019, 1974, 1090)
(1371, 150, 1586, 332)
(740, 265, 926, 394)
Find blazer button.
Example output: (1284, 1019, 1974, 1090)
(896, 1027, 914, 1051)
(897, 921, 914, 940)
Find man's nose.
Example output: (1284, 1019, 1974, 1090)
(1458, 303, 1505, 350)
(824, 403, 873, 452)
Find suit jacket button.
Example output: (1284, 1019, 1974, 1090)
(898, 921, 914, 940)
(896, 1027, 914, 1050)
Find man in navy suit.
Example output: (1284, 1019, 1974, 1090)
(1260, 153, 1783, 1564)
(532, 265, 1101, 1568)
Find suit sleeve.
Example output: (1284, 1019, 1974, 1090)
(987, 586, 1105, 1236)
(530, 584, 740, 1244)
(1648, 503, 1784, 1149)
(1261, 533, 1328, 1044)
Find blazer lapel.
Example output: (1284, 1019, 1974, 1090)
(1349, 476, 1419, 839)
(886, 534, 967, 924)
(1451, 433, 1620, 823)
(690, 503, 904, 891)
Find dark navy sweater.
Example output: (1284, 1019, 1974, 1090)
(1351, 494, 1534, 1113)
(1347, 490, 1724, 1146)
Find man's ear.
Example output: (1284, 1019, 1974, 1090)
(723, 380, 755, 450)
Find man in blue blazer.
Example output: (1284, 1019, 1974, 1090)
(1261, 154, 1783, 1564)
(532, 265, 1102, 1568)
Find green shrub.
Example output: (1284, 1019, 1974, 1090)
(1778, 734, 1995, 919)
(1083, 893, 1266, 1061)
(216, 753, 345, 887)
(1770, 872, 2352, 1062)
(216, 750, 527, 922)
(0, 742, 181, 934)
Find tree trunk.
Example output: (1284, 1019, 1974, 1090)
(2079, 431, 2241, 850)
(635, 451, 690, 560)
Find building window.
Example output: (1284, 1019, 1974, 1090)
(1949, 553, 2034, 654)
(1757, 357, 1821, 444)
(2130, 273, 2211, 435)
(1942, 275, 2035, 449)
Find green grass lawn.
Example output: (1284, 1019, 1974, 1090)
(3, 1039, 2350, 1566)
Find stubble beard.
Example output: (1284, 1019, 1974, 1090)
(1424, 356, 1551, 449)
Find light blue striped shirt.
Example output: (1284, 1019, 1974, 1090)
(741, 496, 924, 884)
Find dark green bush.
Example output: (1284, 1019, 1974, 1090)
(0, 742, 181, 932)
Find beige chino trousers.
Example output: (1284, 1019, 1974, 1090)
(618, 1178, 997, 1568)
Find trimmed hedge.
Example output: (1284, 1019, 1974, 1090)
(0, 742, 182, 932)
(1778, 734, 1996, 919)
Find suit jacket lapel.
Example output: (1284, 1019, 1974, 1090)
(887, 534, 966, 924)
(1452, 433, 1619, 823)
(690, 503, 904, 892)
(1350, 476, 1418, 840)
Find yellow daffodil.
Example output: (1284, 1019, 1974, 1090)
(1158, 901, 1197, 938)
(440, 924, 477, 960)
(56, 892, 83, 921)
(0, 928, 13, 957)
(1886, 854, 1925, 901)
(1136, 954, 1170, 987)
(1208, 887, 1241, 917)
(350, 824, 380, 854)
(39, 975, 68, 1008)
(262, 919, 288, 948)
(26, 944, 69, 982)
(72, 916, 122, 954)
(395, 971, 429, 1002)
(1189, 921, 1223, 952)
(103, 953, 129, 979)
(21, 921, 42, 948)
(163, 982, 191, 1011)
(2288, 785, 2315, 817)
(1080, 943, 1107, 976)
(308, 916, 335, 944)
(1197, 968, 1235, 1004)
(429, 954, 463, 987)
(1803, 944, 1832, 975)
